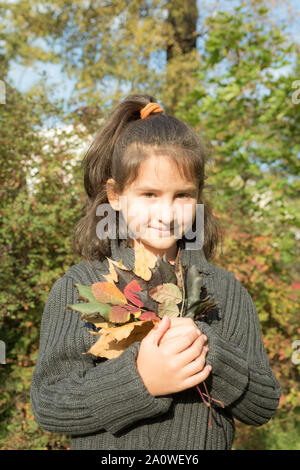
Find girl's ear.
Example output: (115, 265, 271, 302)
(106, 178, 120, 211)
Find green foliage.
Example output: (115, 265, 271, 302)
(0, 352, 70, 450)
(233, 408, 300, 450)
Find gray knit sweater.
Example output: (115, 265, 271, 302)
(30, 238, 281, 450)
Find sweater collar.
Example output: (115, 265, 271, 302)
(108, 237, 212, 275)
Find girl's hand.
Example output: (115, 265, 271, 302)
(158, 317, 208, 349)
(136, 316, 211, 397)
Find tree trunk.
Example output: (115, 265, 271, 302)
(163, 0, 200, 113)
(166, 0, 198, 60)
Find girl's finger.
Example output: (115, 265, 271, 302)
(176, 334, 207, 367)
(184, 364, 212, 389)
(182, 345, 208, 378)
(160, 328, 202, 355)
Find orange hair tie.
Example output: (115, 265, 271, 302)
(140, 102, 163, 120)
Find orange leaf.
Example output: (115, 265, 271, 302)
(91, 282, 127, 304)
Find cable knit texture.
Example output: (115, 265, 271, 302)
(30, 238, 281, 450)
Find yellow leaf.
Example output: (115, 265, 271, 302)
(132, 240, 157, 281)
(102, 258, 119, 283)
(107, 257, 130, 271)
(86, 319, 158, 359)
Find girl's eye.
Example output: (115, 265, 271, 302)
(143, 193, 192, 198)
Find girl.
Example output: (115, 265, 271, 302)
(30, 94, 281, 450)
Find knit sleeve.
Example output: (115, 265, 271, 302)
(30, 276, 173, 437)
(195, 276, 282, 426)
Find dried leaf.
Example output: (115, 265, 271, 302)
(108, 257, 130, 271)
(133, 240, 157, 281)
(102, 258, 119, 283)
(87, 319, 158, 359)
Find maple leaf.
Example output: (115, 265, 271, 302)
(86, 319, 159, 359)
(102, 257, 119, 283)
(131, 240, 157, 280)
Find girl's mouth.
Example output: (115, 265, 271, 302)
(149, 226, 173, 235)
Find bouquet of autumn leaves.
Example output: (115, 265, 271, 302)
(66, 242, 223, 423)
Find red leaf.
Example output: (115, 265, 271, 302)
(109, 305, 131, 323)
(123, 304, 141, 314)
(138, 311, 159, 321)
(123, 280, 144, 307)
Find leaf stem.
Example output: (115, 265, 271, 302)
(179, 262, 185, 317)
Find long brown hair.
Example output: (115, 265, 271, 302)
(72, 94, 221, 263)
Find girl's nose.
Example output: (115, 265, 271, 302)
(156, 203, 175, 225)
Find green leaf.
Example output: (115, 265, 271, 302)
(185, 266, 203, 310)
(65, 301, 111, 318)
(149, 283, 182, 304)
(158, 301, 180, 318)
(75, 283, 96, 302)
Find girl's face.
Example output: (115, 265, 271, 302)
(107, 154, 199, 263)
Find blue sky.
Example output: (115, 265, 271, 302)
(7, 0, 300, 105)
